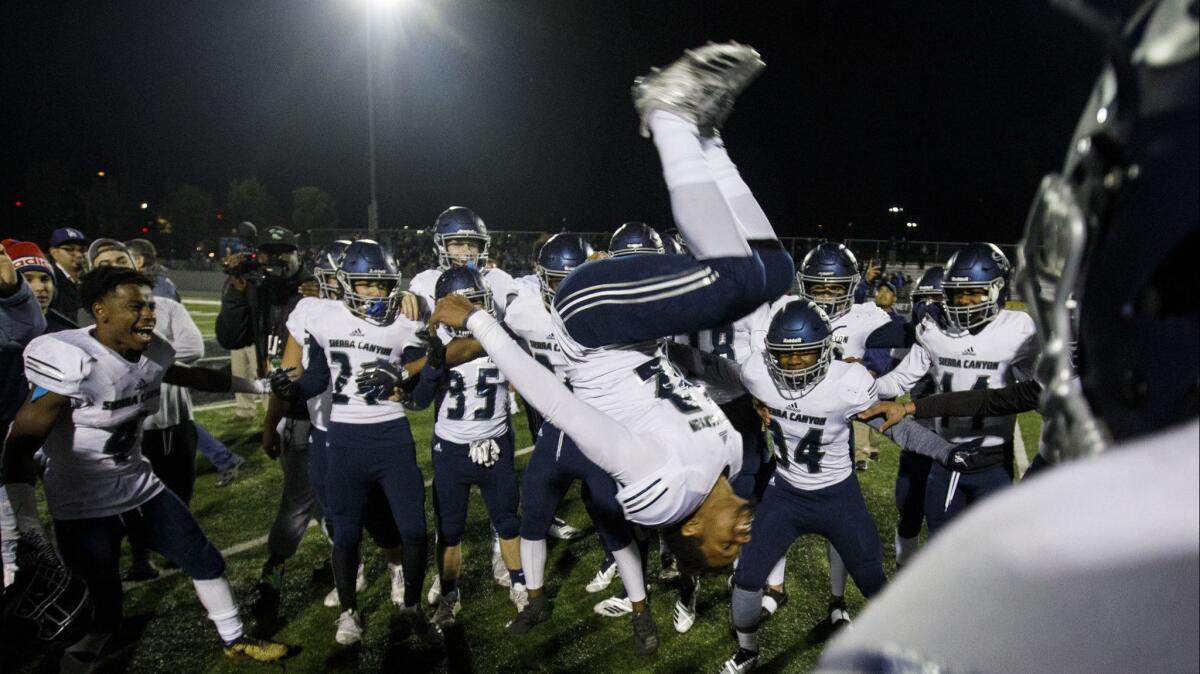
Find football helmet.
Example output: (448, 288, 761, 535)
(910, 266, 944, 324)
(1017, 0, 1198, 460)
(535, 233, 593, 309)
(796, 242, 860, 320)
(942, 243, 1010, 331)
(763, 299, 834, 399)
(0, 532, 92, 650)
(435, 266, 494, 337)
(609, 222, 664, 257)
(662, 228, 689, 256)
(315, 240, 351, 299)
(432, 206, 490, 270)
(336, 240, 403, 326)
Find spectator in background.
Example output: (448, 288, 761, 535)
(854, 258, 882, 304)
(47, 227, 89, 318)
(853, 280, 908, 470)
(126, 239, 180, 301)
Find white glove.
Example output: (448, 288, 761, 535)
(230, 376, 271, 395)
(468, 438, 502, 467)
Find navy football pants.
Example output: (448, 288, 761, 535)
(431, 430, 521, 546)
(894, 450, 933, 539)
(325, 417, 426, 550)
(520, 423, 633, 553)
(733, 474, 885, 599)
(924, 461, 1012, 536)
(309, 427, 401, 549)
(55, 490, 224, 629)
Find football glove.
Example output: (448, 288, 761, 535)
(419, 330, 446, 370)
(469, 438, 502, 467)
(268, 367, 298, 401)
(947, 438, 997, 473)
(355, 359, 409, 401)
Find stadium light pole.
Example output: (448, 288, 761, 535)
(364, 0, 381, 236)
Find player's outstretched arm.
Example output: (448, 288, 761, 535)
(873, 344, 932, 399)
(163, 364, 267, 394)
(431, 294, 665, 485)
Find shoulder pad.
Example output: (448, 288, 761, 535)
(23, 333, 92, 397)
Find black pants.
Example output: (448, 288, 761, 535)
(141, 420, 198, 505)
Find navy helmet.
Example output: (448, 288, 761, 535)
(911, 266, 944, 301)
(1017, 0, 1198, 460)
(336, 239, 402, 325)
(796, 242, 860, 320)
(432, 206, 490, 270)
(942, 243, 1010, 330)
(764, 299, 834, 399)
(0, 532, 93, 649)
(435, 266, 494, 337)
(609, 222, 664, 257)
(314, 239, 351, 298)
(535, 233, 593, 309)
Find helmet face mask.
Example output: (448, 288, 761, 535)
(797, 243, 860, 321)
(435, 266, 494, 337)
(432, 206, 490, 270)
(1, 532, 93, 649)
(315, 240, 350, 299)
(942, 279, 1004, 330)
(337, 240, 402, 326)
(764, 299, 834, 400)
(941, 243, 1010, 332)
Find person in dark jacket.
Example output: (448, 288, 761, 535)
(46, 227, 89, 320)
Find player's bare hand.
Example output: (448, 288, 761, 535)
(588, 251, 610, 262)
(856, 400, 908, 431)
(865, 260, 882, 282)
(261, 426, 282, 460)
(430, 294, 475, 330)
(399, 292, 422, 321)
(298, 279, 319, 298)
(0, 250, 17, 290)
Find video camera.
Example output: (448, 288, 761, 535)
(222, 222, 265, 282)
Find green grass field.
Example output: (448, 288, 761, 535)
(17, 295, 1046, 674)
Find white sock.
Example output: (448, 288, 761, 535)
(193, 577, 244, 644)
(610, 542, 647, 603)
(59, 632, 112, 674)
(766, 554, 787, 588)
(761, 593, 780, 616)
(895, 529, 920, 567)
(701, 135, 776, 241)
(648, 110, 751, 259)
(520, 538, 547, 591)
(827, 543, 848, 598)
(736, 629, 759, 652)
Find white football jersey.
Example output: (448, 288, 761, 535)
(306, 301, 424, 424)
(741, 356, 877, 490)
(673, 310, 755, 405)
(876, 310, 1039, 446)
(22, 328, 171, 520)
(503, 276, 570, 381)
(409, 265, 515, 315)
(550, 306, 711, 435)
(830, 302, 893, 360)
(433, 348, 511, 445)
(286, 297, 336, 431)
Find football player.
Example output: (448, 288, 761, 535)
(296, 240, 435, 645)
(609, 222, 665, 256)
(403, 267, 527, 628)
(406, 206, 516, 319)
(2, 267, 289, 668)
(723, 298, 988, 673)
(502, 233, 655, 653)
(874, 242, 1038, 535)
(820, 1, 1197, 670)
(431, 39, 793, 657)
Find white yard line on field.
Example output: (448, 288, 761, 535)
(122, 444, 536, 590)
(1014, 418, 1030, 478)
(183, 299, 223, 306)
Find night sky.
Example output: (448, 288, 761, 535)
(3, 0, 1145, 244)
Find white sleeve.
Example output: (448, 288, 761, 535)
(467, 310, 667, 484)
(23, 335, 89, 398)
(839, 363, 879, 418)
(875, 342, 932, 399)
(285, 298, 311, 343)
(161, 298, 204, 364)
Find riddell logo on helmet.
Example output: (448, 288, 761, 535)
(782, 337, 806, 343)
(950, 275, 969, 282)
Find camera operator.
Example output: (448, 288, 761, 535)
(216, 225, 315, 418)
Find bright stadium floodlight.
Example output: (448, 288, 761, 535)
(888, 206, 904, 213)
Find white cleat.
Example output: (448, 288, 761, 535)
(324, 563, 366, 608)
(673, 597, 697, 634)
(586, 560, 618, 593)
(829, 598, 852, 629)
(431, 589, 461, 629)
(335, 609, 363, 646)
(594, 595, 633, 618)
(719, 648, 758, 673)
(389, 563, 405, 606)
(632, 41, 766, 138)
(509, 582, 530, 612)
(547, 517, 582, 541)
(427, 575, 442, 607)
